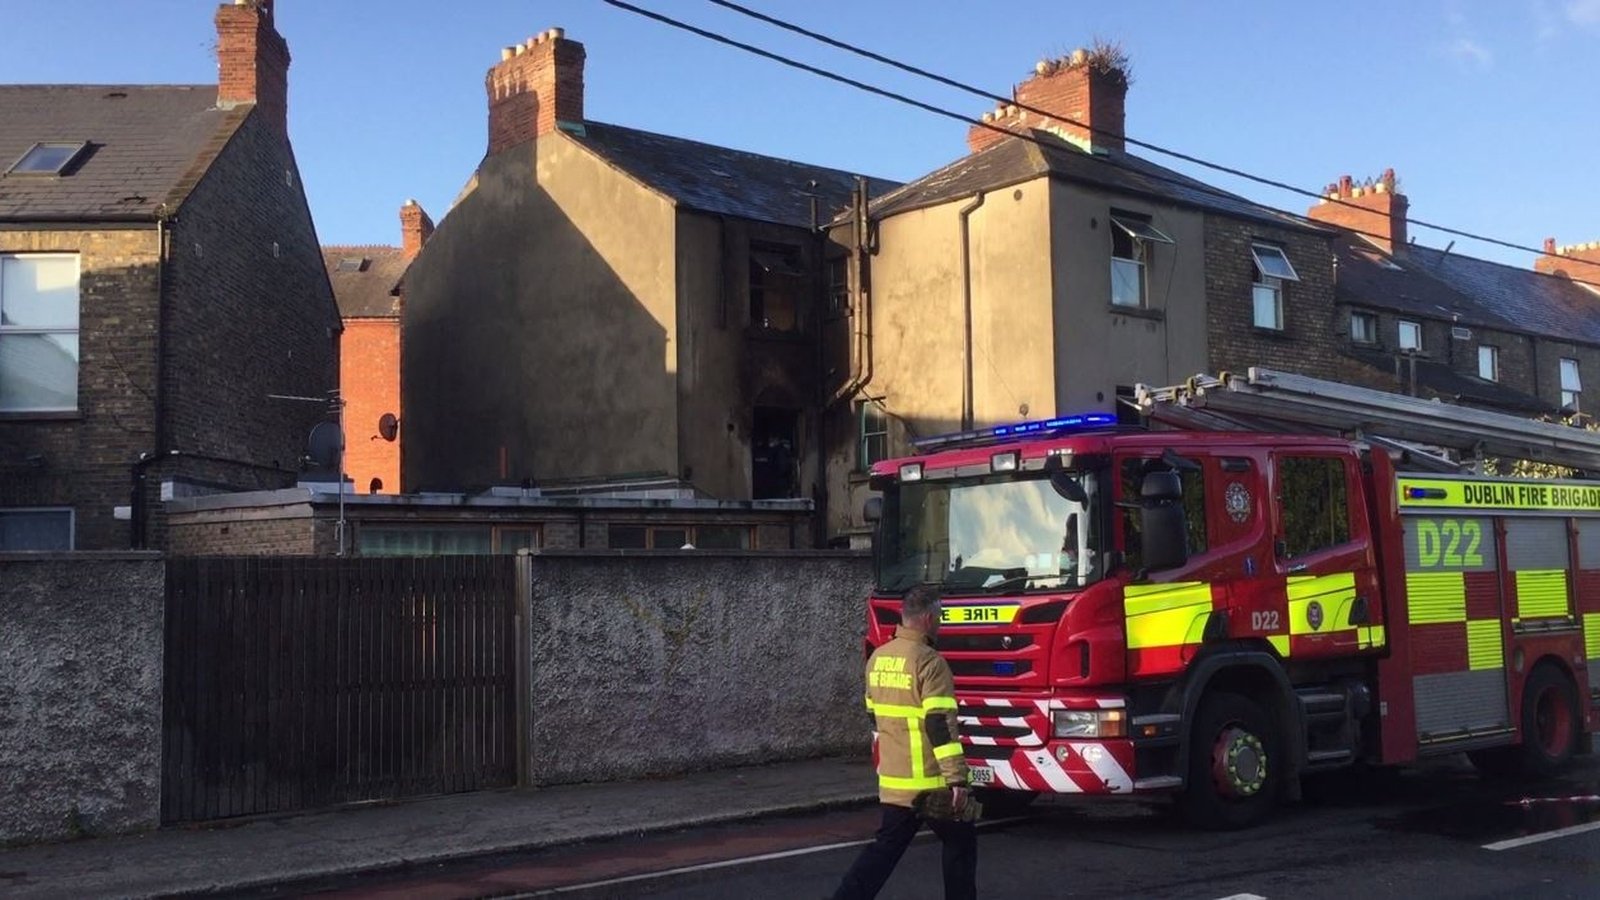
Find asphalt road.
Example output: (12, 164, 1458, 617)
(281, 755, 1600, 900)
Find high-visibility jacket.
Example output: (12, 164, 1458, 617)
(866, 624, 969, 806)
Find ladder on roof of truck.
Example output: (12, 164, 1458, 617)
(1132, 367, 1600, 476)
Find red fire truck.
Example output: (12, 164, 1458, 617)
(863, 368, 1599, 827)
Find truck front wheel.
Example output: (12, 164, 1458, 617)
(1180, 691, 1282, 830)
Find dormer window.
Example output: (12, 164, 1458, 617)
(6, 142, 88, 176)
(1110, 212, 1173, 308)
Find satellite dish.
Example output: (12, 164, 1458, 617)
(307, 421, 344, 469)
(378, 412, 399, 442)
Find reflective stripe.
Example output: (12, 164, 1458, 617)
(1407, 572, 1466, 623)
(1288, 573, 1357, 635)
(1267, 634, 1291, 657)
(1357, 625, 1387, 650)
(1467, 619, 1504, 670)
(879, 773, 946, 791)
(868, 702, 924, 720)
(1124, 582, 1212, 616)
(933, 741, 964, 760)
(1125, 582, 1212, 649)
(922, 695, 957, 711)
(1515, 570, 1569, 619)
(1585, 613, 1600, 658)
(907, 717, 926, 779)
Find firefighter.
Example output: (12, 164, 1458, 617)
(833, 583, 976, 900)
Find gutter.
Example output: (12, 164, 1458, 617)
(958, 192, 986, 430)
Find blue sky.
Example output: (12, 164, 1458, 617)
(3, 1, 1597, 267)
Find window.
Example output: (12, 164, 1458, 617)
(827, 255, 850, 317)
(1350, 311, 1377, 344)
(607, 523, 752, 549)
(358, 526, 495, 556)
(1120, 457, 1207, 572)
(859, 401, 888, 471)
(1397, 320, 1421, 352)
(1561, 358, 1582, 411)
(0, 254, 80, 412)
(1110, 213, 1173, 308)
(749, 243, 803, 331)
(1249, 244, 1299, 331)
(6, 142, 87, 176)
(1277, 457, 1350, 558)
(0, 508, 73, 550)
(1478, 345, 1499, 382)
(336, 256, 367, 273)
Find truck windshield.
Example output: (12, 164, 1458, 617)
(876, 469, 1103, 595)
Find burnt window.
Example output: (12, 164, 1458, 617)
(750, 242, 803, 331)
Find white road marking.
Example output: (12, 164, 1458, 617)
(1212, 894, 1268, 900)
(517, 817, 1032, 896)
(1483, 819, 1600, 851)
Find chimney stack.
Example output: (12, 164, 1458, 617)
(968, 47, 1130, 155)
(215, 0, 290, 135)
(1536, 238, 1600, 289)
(400, 199, 434, 260)
(1307, 169, 1409, 254)
(486, 27, 586, 155)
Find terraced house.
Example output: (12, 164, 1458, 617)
(0, 0, 337, 550)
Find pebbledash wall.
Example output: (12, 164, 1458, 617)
(0, 554, 165, 845)
(0, 550, 871, 842)
(524, 552, 873, 784)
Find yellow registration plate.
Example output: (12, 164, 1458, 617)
(941, 604, 1018, 625)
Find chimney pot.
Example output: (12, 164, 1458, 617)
(501, 47, 514, 60)
(1308, 168, 1408, 254)
(550, 27, 565, 39)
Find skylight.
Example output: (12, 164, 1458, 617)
(336, 257, 367, 273)
(6, 142, 88, 176)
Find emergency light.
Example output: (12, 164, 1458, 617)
(910, 412, 1120, 452)
(992, 413, 1117, 438)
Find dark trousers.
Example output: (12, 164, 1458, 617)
(833, 803, 977, 900)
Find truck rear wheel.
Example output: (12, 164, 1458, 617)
(1180, 691, 1282, 830)
(1472, 664, 1580, 779)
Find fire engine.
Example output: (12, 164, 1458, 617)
(863, 368, 1600, 828)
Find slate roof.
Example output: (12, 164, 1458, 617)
(1341, 345, 1554, 414)
(869, 131, 1316, 231)
(323, 246, 407, 318)
(1334, 234, 1600, 344)
(568, 121, 899, 229)
(0, 85, 246, 220)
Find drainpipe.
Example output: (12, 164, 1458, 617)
(958, 192, 986, 430)
(132, 208, 174, 549)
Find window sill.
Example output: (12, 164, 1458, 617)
(1250, 326, 1294, 341)
(0, 410, 81, 422)
(1107, 305, 1164, 322)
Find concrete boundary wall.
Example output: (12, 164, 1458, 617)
(524, 551, 874, 785)
(0, 554, 165, 845)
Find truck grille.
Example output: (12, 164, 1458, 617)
(957, 699, 1048, 748)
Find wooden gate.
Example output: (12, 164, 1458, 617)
(162, 556, 522, 823)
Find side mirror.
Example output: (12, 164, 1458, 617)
(863, 496, 883, 523)
(1050, 471, 1088, 504)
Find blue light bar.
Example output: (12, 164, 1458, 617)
(991, 413, 1118, 438)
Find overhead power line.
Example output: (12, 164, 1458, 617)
(607, 0, 1597, 274)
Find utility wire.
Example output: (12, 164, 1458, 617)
(619, 0, 1597, 273)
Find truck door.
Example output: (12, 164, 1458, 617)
(1269, 452, 1384, 660)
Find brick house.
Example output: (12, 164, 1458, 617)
(401, 26, 895, 543)
(0, 0, 338, 550)
(323, 200, 430, 495)
(819, 47, 1337, 545)
(1302, 170, 1600, 416)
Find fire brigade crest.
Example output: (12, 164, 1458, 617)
(1225, 482, 1251, 523)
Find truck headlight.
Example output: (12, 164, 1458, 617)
(1052, 709, 1126, 739)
